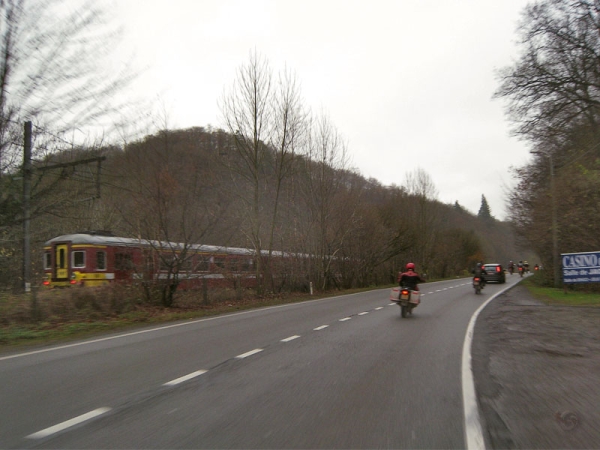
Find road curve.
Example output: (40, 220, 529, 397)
(0, 276, 521, 449)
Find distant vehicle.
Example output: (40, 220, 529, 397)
(483, 263, 506, 284)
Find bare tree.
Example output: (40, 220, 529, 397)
(403, 168, 440, 275)
(109, 121, 228, 306)
(301, 112, 357, 290)
(0, 0, 137, 170)
(220, 51, 308, 293)
(264, 66, 307, 288)
(495, 0, 600, 143)
(219, 51, 272, 292)
(0, 0, 140, 288)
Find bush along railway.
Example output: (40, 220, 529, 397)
(42, 231, 305, 289)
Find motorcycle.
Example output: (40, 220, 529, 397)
(508, 266, 514, 275)
(473, 276, 483, 294)
(518, 266, 524, 277)
(390, 286, 420, 318)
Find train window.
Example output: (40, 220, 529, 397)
(159, 256, 173, 271)
(43, 252, 51, 270)
(72, 251, 86, 268)
(58, 248, 66, 269)
(115, 253, 133, 270)
(194, 256, 210, 272)
(213, 256, 226, 269)
(96, 251, 107, 271)
(240, 259, 253, 272)
(181, 257, 193, 272)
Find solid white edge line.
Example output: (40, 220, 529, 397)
(27, 407, 111, 439)
(236, 348, 263, 359)
(462, 283, 516, 450)
(281, 335, 300, 342)
(164, 370, 207, 386)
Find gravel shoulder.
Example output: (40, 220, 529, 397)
(472, 283, 600, 449)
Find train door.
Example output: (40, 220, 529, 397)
(55, 244, 69, 280)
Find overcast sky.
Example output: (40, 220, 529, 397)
(112, 0, 533, 220)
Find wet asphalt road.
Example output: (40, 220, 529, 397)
(0, 277, 520, 449)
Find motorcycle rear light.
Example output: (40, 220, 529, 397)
(401, 289, 410, 295)
(70, 279, 77, 285)
(474, 277, 480, 281)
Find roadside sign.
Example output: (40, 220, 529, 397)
(562, 251, 600, 283)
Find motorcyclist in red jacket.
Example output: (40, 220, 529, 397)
(398, 262, 426, 291)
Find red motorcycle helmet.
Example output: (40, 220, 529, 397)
(406, 262, 415, 270)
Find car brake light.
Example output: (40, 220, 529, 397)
(70, 279, 77, 285)
(496, 266, 501, 273)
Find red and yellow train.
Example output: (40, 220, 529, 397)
(42, 232, 263, 288)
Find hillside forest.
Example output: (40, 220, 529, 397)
(1, 123, 526, 301)
(4, 0, 577, 306)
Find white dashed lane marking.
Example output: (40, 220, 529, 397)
(281, 335, 300, 342)
(164, 370, 207, 387)
(314, 325, 329, 330)
(339, 317, 351, 322)
(27, 408, 112, 439)
(235, 349, 263, 359)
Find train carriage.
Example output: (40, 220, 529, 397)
(42, 232, 258, 288)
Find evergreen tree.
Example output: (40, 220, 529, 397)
(478, 195, 493, 220)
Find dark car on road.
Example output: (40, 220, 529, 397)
(483, 263, 506, 283)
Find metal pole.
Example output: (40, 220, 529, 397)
(549, 155, 560, 287)
(23, 121, 32, 293)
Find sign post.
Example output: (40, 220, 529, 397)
(562, 251, 600, 284)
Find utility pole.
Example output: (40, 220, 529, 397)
(23, 121, 32, 293)
(532, 151, 560, 287)
(21, 121, 106, 296)
(549, 154, 560, 288)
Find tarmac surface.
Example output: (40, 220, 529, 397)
(472, 283, 600, 449)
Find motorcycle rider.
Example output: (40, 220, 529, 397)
(508, 261, 514, 275)
(472, 262, 487, 287)
(398, 262, 426, 291)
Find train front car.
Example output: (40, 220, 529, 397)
(42, 232, 140, 288)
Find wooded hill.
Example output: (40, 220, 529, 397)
(2, 126, 529, 294)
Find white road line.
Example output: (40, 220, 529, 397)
(236, 348, 263, 359)
(388, 303, 396, 306)
(314, 325, 329, 330)
(163, 370, 207, 386)
(462, 284, 514, 450)
(339, 317, 351, 322)
(2, 280, 471, 362)
(375, 307, 384, 310)
(281, 335, 300, 342)
(27, 407, 111, 439)
(358, 312, 369, 316)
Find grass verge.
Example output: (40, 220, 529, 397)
(521, 276, 600, 306)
